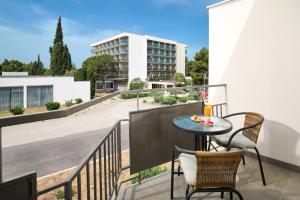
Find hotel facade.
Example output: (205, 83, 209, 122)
(91, 32, 186, 90)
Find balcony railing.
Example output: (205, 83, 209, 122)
(38, 119, 128, 200)
(0, 85, 228, 200)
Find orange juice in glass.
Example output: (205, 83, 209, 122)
(204, 104, 212, 117)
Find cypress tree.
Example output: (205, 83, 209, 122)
(49, 16, 72, 75)
(62, 45, 72, 71)
(54, 16, 63, 44)
(36, 54, 44, 75)
(29, 54, 44, 75)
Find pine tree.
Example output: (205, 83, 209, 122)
(49, 16, 72, 75)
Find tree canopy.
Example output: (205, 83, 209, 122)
(187, 47, 208, 85)
(0, 59, 27, 73)
(49, 16, 72, 75)
(129, 78, 145, 90)
(82, 54, 115, 98)
(173, 72, 185, 83)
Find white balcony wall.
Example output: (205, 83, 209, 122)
(0, 77, 90, 108)
(209, 0, 300, 166)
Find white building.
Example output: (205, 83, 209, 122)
(0, 72, 90, 111)
(208, 0, 300, 167)
(91, 32, 187, 90)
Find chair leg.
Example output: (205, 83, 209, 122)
(171, 150, 175, 199)
(185, 184, 190, 197)
(242, 156, 246, 165)
(208, 137, 212, 151)
(221, 191, 224, 198)
(230, 192, 233, 199)
(186, 190, 197, 200)
(231, 189, 244, 200)
(254, 147, 266, 185)
(178, 165, 181, 176)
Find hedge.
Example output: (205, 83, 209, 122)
(120, 93, 149, 99)
(161, 96, 177, 105)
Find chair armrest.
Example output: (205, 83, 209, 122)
(174, 145, 197, 155)
(223, 112, 246, 119)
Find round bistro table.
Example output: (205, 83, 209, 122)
(172, 115, 233, 151)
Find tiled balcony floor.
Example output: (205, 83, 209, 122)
(117, 156, 300, 200)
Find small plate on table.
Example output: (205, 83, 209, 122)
(190, 115, 202, 122)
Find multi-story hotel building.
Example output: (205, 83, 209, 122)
(91, 32, 186, 90)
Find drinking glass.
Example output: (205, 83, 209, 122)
(204, 104, 212, 118)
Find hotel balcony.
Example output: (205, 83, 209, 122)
(1, 1, 300, 200)
(0, 85, 299, 200)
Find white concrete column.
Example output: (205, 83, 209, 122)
(23, 85, 27, 108)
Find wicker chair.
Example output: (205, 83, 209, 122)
(171, 146, 244, 200)
(208, 112, 266, 185)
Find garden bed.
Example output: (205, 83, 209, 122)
(37, 150, 174, 200)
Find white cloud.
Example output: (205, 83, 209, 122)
(31, 4, 47, 15)
(0, 18, 120, 67)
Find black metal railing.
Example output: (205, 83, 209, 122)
(37, 119, 128, 200)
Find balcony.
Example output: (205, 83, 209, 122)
(117, 154, 296, 200)
(0, 85, 299, 200)
(119, 41, 128, 46)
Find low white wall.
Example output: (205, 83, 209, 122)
(209, 0, 300, 166)
(0, 76, 90, 107)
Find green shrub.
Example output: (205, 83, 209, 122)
(178, 96, 188, 102)
(154, 93, 163, 103)
(131, 166, 168, 184)
(120, 93, 149, 99)
(10, 107, 24, 115)
(185, 79, 192, 85)
(161, 96, 177, 105)
(54, 189, 76, 200)
(129, 78, 145, 90)
(187, 92, 199, 101)
(74, 98, 83, 104)
(45, 102, 60, 111)
(65, 100, 74, 107)
(55, 189, 64, 200)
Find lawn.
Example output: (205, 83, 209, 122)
(0, 104, 67, 118)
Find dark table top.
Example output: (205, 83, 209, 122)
(172, 115, 233, 136)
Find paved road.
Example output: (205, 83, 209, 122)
(3, 124, 129, 180)
(2, 98, 158, 180)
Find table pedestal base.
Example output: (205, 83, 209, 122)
(195, 135, 207, 151)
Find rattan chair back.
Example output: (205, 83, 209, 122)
(243, 112, 264, 143)
(195, 150, 244, 189)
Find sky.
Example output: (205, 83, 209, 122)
(0, 0, 220, 68)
